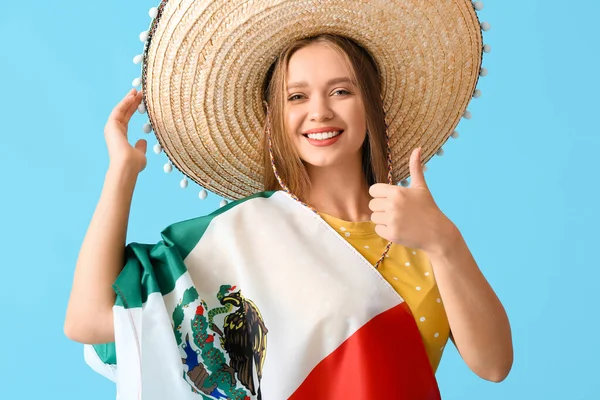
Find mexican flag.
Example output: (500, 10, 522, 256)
(85, 191, 441, 399)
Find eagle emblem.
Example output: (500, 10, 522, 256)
(173, 285, 268, 399)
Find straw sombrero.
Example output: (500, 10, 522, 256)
(133, 0, 491, 201)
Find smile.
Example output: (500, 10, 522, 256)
(302, 130, 343, 140)
(302, 130, 344, 147)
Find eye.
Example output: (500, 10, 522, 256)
(288, 94, 304, 101)
(333, 89, 351, 96)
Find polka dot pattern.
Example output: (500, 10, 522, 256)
(318, 211, 450, 373)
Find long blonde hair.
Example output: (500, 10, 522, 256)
(262, 34, 389, 201)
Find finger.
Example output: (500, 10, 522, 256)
(109, 89, 139, 124)
(374, 224, 390, 240)
(135, 138, 147, 154)
(368, 198, 389, 212)
(370, 211, 388, 225)
(409, 147, 428, 190)
(124, 90, 144, 120)
(369, 183, 394, 198)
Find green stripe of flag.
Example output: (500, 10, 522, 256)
(93, 191, 275, 365)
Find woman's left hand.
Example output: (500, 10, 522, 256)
(369, 147, 456, 255)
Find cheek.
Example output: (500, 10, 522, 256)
(285, 108, 303, 131)
(351, 105, 367, 132)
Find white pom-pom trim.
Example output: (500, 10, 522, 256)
(483, 44, 491, 53)
(143, 123, 153, 134)
(422, 165, 428, 172)
(180, 177, 188, 189)
(473, 2, 484, 11)
(133, 55, 143, 65)
(138, 102, 147, 114)
(164, 163, 173, 173)
(473, 89, 482, 98)
(436, 148, 445, 156)
(463, 110, 472, 119)
(481, 22, 491, 31)
(199, 190, 208, 200)
(149, 7, 159, 19)
(400, 179, 409, 187)
(140, 31, 149, 42)
(451, 131, 460, 139)
(220, 199, 229, 208)
(153, 143, 162, 154)
(480, 67, 488, 77)
(132, 77, 142, 87)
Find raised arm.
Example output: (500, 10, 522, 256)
(64, 89, 146, 344)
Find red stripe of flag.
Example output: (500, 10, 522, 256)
(289, 302, 441, 400)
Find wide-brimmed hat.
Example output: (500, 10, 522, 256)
(132, 0, 491, 201)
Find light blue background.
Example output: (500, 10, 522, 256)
(1, 1, 598, 399)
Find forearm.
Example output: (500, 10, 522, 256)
(64, 164, 138, 344)
(427, 225, 513, 382)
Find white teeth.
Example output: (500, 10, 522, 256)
(306, 131, 341, 140)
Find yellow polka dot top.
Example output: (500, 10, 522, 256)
(320, 212, 450, 372)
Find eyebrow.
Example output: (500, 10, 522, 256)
(286, 77, 355, 91)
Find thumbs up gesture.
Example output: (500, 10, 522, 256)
(369, 148, 456, 254)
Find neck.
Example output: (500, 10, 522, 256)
(304, 157, 372, 222)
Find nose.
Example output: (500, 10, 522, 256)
(309, 95, 333, 122)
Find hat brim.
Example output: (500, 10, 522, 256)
(143, 0, 483, 200)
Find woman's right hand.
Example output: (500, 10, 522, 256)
(104, 88, 147, 173)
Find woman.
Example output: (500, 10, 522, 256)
(64, 1, 512, 399)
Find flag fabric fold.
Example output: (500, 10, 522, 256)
(85, 191, 441, 400)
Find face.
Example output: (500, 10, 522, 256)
(284, 43, 367, 170)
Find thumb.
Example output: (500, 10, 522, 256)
(409, 147, 428, 189)
(134, 139, 148, 172)
(135, 139, 147, 154)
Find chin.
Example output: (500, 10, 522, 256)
(301, 156, 342, 168)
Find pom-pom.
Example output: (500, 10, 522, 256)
(140, 31, 149, 42)
(149, 7, 159, 18)
(473, 2, 484, 11)
(133, 54, 143, 65)
(422, 165, 428, 172)
(199, 189, 208, 200)
(180, 177, 188, 189)
(164, 163, 173, 173)
(138, 102, 147, 114)
(400, 179, 409, 187)
(483, 44, 491, 53)
(153, 143, 162, 154)
(473, 89, 482, 98)
(436, 148, 445, 156)
(132, 77, 142, 87)
(463, 110, 472, 119)
(451, 131, 460, 139)
(143, 122, 153, 134)
(481, 22, 491, 31)
(220, 199, 228, 208)
(480, 67, 488, 77)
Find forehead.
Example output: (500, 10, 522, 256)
(286, 43, 354, 87)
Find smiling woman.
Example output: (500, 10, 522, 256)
(262, 35, 390, 202)
(64, 1, 511, 399)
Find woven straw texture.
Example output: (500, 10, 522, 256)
(142, 0, 483, 200)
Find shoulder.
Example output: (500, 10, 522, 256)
(158, 191, 279, 256)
